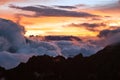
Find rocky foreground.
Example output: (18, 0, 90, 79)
(0, 43, 120, 80)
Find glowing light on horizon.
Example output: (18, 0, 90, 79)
(25, 26, 98, 37)
(25, 30, 46, 36)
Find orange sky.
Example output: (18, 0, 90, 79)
(0, 0, 120, 37)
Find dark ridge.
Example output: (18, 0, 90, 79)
(0, 66, 5, 79)
(1, 43, 120, 80)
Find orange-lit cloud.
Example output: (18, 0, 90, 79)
(0, 1, 120, 38)
(0, 0, 26, 5)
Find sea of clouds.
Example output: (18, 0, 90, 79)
(0, 18, 119, 69)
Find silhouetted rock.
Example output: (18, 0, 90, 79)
(0, 66, 5, 79)
(2, 43, 120, 80)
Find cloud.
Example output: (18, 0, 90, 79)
(0, 51, 33, 69)
(77, 23, 105, 28)
(107, 33, 120, 45)
(0, 18, 26, 52)
(98, 28, 120, 38)
(0, 37, 10, 51)
(97, 28, 120, 46)
(9, 5, 99, 17)
(55, 5, 77, 9)
(69, 23, 106, 31)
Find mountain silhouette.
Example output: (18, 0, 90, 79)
(1, 43, 120, 80)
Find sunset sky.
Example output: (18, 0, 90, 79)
(0, 0, 120, 37)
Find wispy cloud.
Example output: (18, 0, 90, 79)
(55, 5, 77, 9)
(9, 5, 99, 18)
(68, 23, 106, 31)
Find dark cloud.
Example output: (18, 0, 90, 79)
(55, 5, 77, 9)
(9, 5, 99, 17)
(80, 23, 106, 28)
(98, 28, 120, 38)
(69, 23, 106, 31)
(36, 5, 53, 9)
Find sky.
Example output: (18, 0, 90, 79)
(0, 0, 120, 37)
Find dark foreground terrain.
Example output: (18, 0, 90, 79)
(0, 43, 120, 80)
